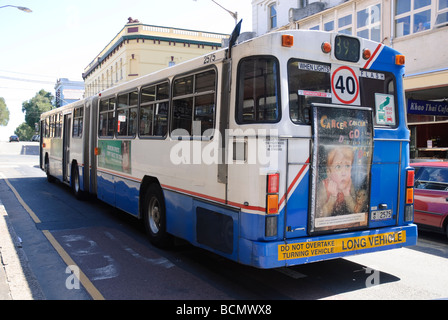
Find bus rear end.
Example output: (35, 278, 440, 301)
(231, 31, 417, 268)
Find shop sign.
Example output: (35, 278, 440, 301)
(407, 99, 448, 116)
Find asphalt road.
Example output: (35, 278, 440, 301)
(1, 141, 448, 302)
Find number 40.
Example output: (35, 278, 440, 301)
(335, 75, 356, 95)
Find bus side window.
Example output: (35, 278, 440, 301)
(140, 82, 169, 138)
(116, 91, 138, 137)
(72, 106, 84, 138)
(99, 98, 116, 138)
(236, 56, 281, 124)
(172, 69, 216, 138)
(45, 117, 49, 138)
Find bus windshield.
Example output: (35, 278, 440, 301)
(288, 59, 397, 127)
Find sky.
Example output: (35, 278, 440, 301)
(0, 0, 253, 141)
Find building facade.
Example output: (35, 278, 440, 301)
(54, 78, 85, 107)
(252, 0, 448, 159)
(82, 18, 229, 97)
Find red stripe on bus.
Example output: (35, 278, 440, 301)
(363, 44, 382, 69)
(279, 157, 310, 207)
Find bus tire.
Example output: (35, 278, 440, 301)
(45, 156, 55, 183)
(143, 184, 173, 248)
(71, 164, 85, 200)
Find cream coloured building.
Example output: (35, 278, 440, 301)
(252, 0, 448, 159)
(83, 18, 229, 97)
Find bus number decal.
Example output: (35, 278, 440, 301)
(203, 54, 216, 65)
(331, 66, 360, 105)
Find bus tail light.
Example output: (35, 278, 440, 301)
(42, 142, 46, 148)
(406, 188, 414, 204)
(267, 195, 279, 214)
(405, 168, 415, 221)
(282, 35, 294, 47)
(268, 173, 279, 194)
(94, 147, 100, 156)
(406, 169, 414, 187)
(362, 49, 371, 60)
(396, 55, 405, 65)
(266, 173, 279, 237)
(321, 42, 331, 54)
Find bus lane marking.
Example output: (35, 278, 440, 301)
(0, 172, 41, 224)
(43, 230, 105, 300)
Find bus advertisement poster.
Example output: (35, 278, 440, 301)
(310, 104, 373, 234)
(97, 140, 132, 174)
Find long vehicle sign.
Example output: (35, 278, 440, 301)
(278, 230, 406, 261)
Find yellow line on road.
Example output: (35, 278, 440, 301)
(0, 173, 41, 224)
(42, 230, 105, 300)
(0, 173, 104, 300)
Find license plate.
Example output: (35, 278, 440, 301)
(371, 209, 392, 221)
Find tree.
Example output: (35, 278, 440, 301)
(14, 122, 34, 141)
(0, 97, 9, 126)
(21, 89, 54, 129)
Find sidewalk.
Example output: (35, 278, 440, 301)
(0, 200, 45, 300)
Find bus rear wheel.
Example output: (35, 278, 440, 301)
(143, 184, 173, 248)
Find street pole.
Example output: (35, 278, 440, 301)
(0, 5, 32, 13)
(193, 0, 238, 25)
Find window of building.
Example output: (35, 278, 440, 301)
(116, 91, 138, 137)
(99, 98, 116, 137)
(236, 56, 281, 124)
(436, 0, 448, 25)
(269, 3, 278, 29)
(338, 14, 353, 35)
(357, 4, 381, 42)
(172, 69, 216, 137)
(324, 21, 334, 31)
(395, 0, 431, 37)
(140, 82, 169, 137)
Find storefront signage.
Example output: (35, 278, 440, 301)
(407, 99, 448, 116)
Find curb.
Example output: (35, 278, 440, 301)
(0, 201, 45, 300)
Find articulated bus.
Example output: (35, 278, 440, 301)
(40, 29, 417, 268)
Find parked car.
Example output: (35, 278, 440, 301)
(31, 134, 40, 141)
(412, 162, 448, 238)
(9, 135, 19, 142)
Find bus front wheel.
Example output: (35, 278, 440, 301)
(45, 157, 55, 183)
(143, 184, 173, 248)
(71, 164, 85, 200)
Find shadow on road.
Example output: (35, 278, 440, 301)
(21, 145, 39, 156)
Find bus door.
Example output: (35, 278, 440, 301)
(62, 113, 72, 182)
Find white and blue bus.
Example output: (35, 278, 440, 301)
(40, 29, 417, 268)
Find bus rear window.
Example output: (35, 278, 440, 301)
(288, 59, 331, 125)
(359, 70, 397, 127)
(288, 59, 397, 127)
(236, 57, 281, 124)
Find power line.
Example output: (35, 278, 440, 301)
(0, 75, 55, 85)
(0, 69, 58, 80)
